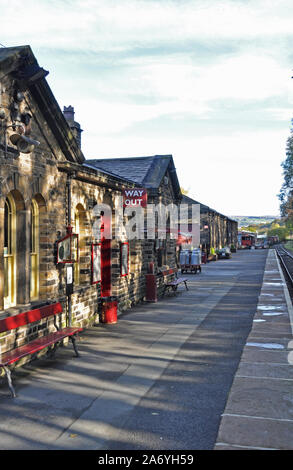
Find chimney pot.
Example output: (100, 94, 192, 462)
(63, 105, 82, 149)
(63, 105, 75, 121)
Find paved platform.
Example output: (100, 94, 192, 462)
(0, 248, 291, 451)
(215, 249, 293, 450)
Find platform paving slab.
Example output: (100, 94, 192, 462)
(0, 249, 281, 451)
(215, 249, 293, 450)
(0, 266, 237, 450)
(216, 414, 293, 450)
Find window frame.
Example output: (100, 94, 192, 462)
(4, 194, 16, 308)
(30, 198, 40, 300)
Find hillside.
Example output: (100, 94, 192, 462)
(230, 215, 279, 227)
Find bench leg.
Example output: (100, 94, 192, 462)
(184, 281, 189, 291)
(70, 336, 80, 357)
(3, 366, 16, 398)
(171, 286, 178, 296)
(47, 343, 59, 358)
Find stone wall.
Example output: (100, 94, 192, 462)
(0, 75, 180, 367)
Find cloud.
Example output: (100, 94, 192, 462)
(1, 0, 292, 215)
(2, 0, 293, 50)
(47, 51, 291, 140)
(83, 128, 286, 215)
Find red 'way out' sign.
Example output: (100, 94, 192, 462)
(123, 188, 147, 208)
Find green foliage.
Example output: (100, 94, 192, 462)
(239, 218, 284, 235)
(267, 226, 288, 241)
(243, 225, 257, 232)
(284, 240, 293, 253)
(279, 119, 293, 219)
(285, 219, 293, 231)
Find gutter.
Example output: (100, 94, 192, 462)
(57, 162, 138, 191)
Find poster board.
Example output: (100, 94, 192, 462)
(57, 233, 78, 264)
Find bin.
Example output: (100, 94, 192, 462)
(101, 296, 118, 324)
(146, 273, 157, 302)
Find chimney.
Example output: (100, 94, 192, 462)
(63, 105, 83, 148)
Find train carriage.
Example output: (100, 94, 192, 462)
(238, 231, 257, 249)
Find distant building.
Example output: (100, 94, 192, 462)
(181, 195, 238, 254)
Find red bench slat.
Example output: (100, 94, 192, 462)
(0, 303, 83, 397)
(0, 327, 82, 366)
(0, 303, 63, 333)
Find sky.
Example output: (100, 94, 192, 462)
(0, 0, 293, 217)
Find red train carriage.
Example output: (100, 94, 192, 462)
(238, 231, 257, 249)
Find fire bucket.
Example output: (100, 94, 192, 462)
(100, 296, 118, 324)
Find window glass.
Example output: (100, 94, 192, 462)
(30, 199, 39, 300)
(4, 195, 16, 308)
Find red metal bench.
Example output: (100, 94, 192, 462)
(163, 277, 189, 296)
(0, 303, 82, 398)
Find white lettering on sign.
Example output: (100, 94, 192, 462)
(124, 198, 143, 206)
(123, 188, 147, 208)
(124, 190, 145, 197)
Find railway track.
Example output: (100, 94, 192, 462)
(275, 244, 293, 298)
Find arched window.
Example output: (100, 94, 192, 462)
(30, 198, 39, 300)
(4, 194, 16, 308)
(73, 203, 88, 286)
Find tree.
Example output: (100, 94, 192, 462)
(285, 218, 293, 239)
(271, 222, 280, 229)
(279, 119, 293, 219)
(241, 225, 257, 232)
(267, 226, 288, 241)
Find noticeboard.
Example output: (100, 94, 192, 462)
(57, 233, 78, 264)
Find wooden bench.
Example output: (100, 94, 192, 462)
(0, 302, 82, 398)
(163, 277, 189, 296)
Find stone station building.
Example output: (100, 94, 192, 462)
(0, 45, 237, 369)
(0, 46, 184, 363)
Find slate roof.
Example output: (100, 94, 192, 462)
(83, 161, 137, 185)
(85, 155, 181, 197)
(182, 194, 210, 214)
(182, 194, 237, 223)
(84, 156, 154, 185)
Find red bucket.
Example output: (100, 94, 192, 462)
(101, 297, 118, 324)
